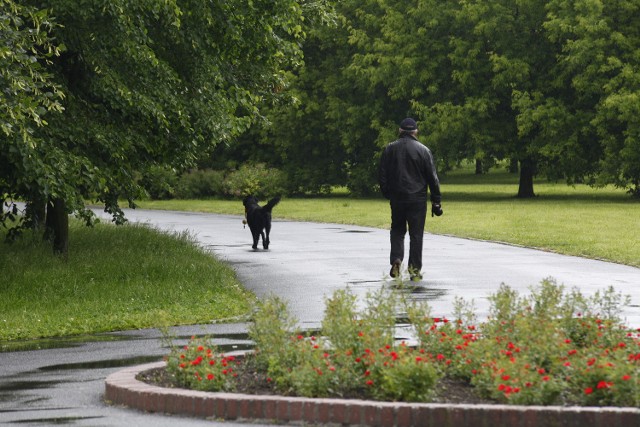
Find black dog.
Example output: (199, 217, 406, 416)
(243, 195, 281, 250)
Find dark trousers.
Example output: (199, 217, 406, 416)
(389, 200, 427, 272)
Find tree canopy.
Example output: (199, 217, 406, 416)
(219, 0, 640, 198)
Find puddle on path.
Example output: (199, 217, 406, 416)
(39, 355, 163, 372)
(8, 415, 104, 424)
(0, 380, 65, 393)
(0, 334, 141, 353)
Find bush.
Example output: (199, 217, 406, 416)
(248, 286, 444, 401)
(223, 163, 286, 199)
(139, 165, 178, 200)
(174, 169, 225, 199)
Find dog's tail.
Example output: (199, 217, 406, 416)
(264, 196, 281, 212)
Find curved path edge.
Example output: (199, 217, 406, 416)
(105, 362, 640, 426)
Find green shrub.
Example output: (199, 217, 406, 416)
(223, 163, 286, 198)
(174, 169, 225, 199)
(248, 287, 444, 401)
(139, 165, 178, 199)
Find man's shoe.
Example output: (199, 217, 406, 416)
(389, 260, 401, 278)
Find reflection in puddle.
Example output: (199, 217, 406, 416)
(0, 381, 63, 393)
(0, 334, 140, 353)
(39, 355, 163, 371)
(8, 416, 104, 424)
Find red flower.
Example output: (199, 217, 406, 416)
(542, 376, 550, 382)
(207, 373, 214, 380)
(584, 387, 594, 395)
(366, 380, 374, 386)
(597, 381, 612, 389)
(538, 368, 546, 375)
(501, 375, 511, 381)
(436, 354, 445, 361)
(622, 375, 631, 381)
(587, 358, 596, 366)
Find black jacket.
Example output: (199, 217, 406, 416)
(378, 133, 441, 203)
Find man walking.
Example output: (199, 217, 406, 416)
(378, 118, 442, 281)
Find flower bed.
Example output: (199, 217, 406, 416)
(164, 280, 640, 407)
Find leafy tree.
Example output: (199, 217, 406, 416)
(5, 0, 316, 254)
(237, 0, 409, 196)
(0, 0, 65, 243)
(545, 0, 640, 196)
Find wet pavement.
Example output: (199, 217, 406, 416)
(1, 207, 639, 426)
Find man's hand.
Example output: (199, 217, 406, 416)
(432, 203, 443, 217)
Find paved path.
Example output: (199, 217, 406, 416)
(110, 208, 640, 327)
(1, 208, 639, 426)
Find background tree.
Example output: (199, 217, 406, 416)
(545, 0, 640, 196)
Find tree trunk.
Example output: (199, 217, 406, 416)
(46, 198, 69, 257)
(475, 159, 483, 174)
(517, 159, 536, 198)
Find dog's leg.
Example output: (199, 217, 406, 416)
(263, 222, 271, 249)
(260, 231, 267, 250)
(252, 230, 259, 250)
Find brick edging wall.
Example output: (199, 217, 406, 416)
(105, 362, 640, 426)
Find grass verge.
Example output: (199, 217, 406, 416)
(0, 221, 254, 341)
(139, 167, 639, 267)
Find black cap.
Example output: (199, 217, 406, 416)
(399, 118, 417, 131)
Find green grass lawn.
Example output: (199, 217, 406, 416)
(139, 167, 639, 268)
(0, 222, 254, 341)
